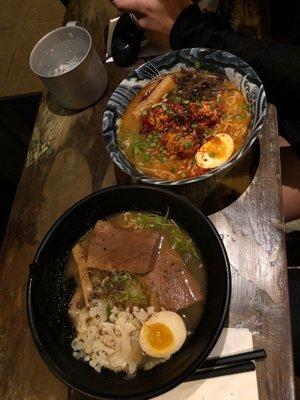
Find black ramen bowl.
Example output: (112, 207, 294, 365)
(102, 47, 267, 186)
(27, 185, 231, 399)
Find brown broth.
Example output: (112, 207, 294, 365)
(109, 212, 207, 332)
(66, 211, 207, 333)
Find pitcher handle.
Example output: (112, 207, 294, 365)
(66, 21, 80, 27)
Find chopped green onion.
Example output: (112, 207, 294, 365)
(144, 153, 151, 163)
(191, 123, 198, 128)
(166, 109, 176, 116)
(151, 102, 162, 108)
(183, 142, 193, 149)
(208, 152, 216, 158)
(133, 212, 200, 260)
(194, 61, 203, 69)
(236, 113, 247, 120)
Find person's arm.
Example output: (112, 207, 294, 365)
(111, 1, 300, 147)
(111, 0, 192, 35)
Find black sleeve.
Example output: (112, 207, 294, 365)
(169, 5, 300, 148)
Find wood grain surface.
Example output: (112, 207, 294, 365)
(0, 2, 118, 399)
(210, 106, 295, 400)
(0, 0, 295, 399)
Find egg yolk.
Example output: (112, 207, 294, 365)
(204, 136, 227, 158)
(146, 323, 174, 350)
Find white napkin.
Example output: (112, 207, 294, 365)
(152, 328, 259, 400)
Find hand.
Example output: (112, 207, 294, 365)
(111, 0, 192, 36)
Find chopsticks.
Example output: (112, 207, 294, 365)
(188, 361, 256, 381)
(186, 349, 266, 382)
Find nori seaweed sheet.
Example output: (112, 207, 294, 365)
(30, 253, 76, 345)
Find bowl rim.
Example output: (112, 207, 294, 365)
(102, 47, 267, 186)
(27, 184, 231, 399)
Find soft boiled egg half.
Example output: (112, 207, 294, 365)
(139, 311, 187, 358)
(195, 133, 234, 169)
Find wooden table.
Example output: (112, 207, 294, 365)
(0, 1, 295, 399)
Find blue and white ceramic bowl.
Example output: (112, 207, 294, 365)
(102, 48, 267, 186)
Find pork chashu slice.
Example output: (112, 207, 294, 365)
(142, 238, 203, 312)
(86, 221, 161, 274)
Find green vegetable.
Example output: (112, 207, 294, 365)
(208, 152, 216, 158)
(194, 61, 203, 69)
(236, 113, 247, 120)
(191, 123, 198, 128)
(134, 213, 170, 230)
(183, 142, 193, 149)
(133, 213, 200, 260)
(101, 271, 149, 309)
(174, 96, 182, 102)
(151, 102, 162, 108)
(144, 153, 151, 163)
(129, 140, 148, 157)
(222, 112, 228, 119)
(169, 227, 198, 259)
(106, 303, 113, 317)
(166, 109, 176, 116)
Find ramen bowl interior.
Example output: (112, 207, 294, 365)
(27, 185, 230, 399)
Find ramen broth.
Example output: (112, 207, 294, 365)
(65, 211, 207, 374)
(118, 69, 250, 180)
(108, 211, 207, 332)
(66, 212, 206, 333)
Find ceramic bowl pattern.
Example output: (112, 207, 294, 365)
(102, 48, 267, 185)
